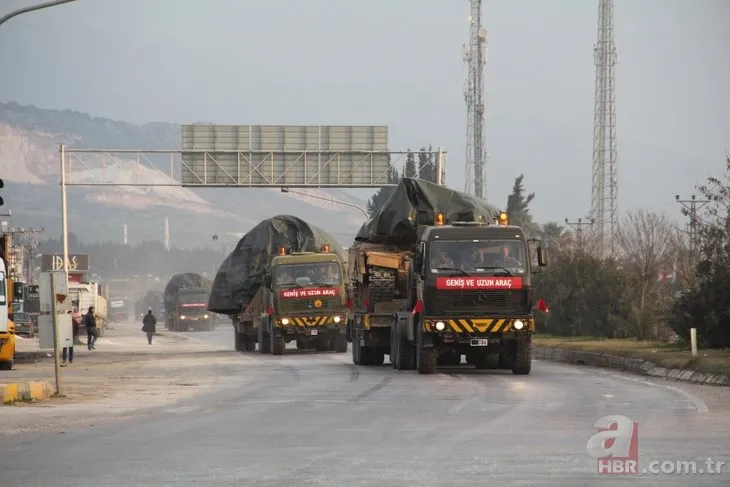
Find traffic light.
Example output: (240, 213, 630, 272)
(0, 178, 4, 206)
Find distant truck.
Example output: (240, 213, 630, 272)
(69, 282, 108, 337)
(163, 273, 213, 332)
(234, 245, 349, 355)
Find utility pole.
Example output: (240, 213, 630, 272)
(675, 194, 709, 258)
(565, 218, 594, 253)
(0, 0, 76, 28)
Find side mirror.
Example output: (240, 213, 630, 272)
(263, 273, 272, 288)
(537, 247, 548, 267)
(413, 253, 423, 274)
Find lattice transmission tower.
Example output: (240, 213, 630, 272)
(463, 0, 488, 199)
(591, 0, 618, 257)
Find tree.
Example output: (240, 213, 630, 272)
(670, 156, 730, 348)
(615, 210, 677, 339)
(506, 175, 538, 236)
(366, 164, 400, 217)
(404, 150, 417, 178)
(538, 222, 572, 252)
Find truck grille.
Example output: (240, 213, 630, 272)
(424, 288, 528, 315)
(278, 298, 338, 313)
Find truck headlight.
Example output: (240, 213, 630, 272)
(281, 318, 290, 325)
(180, 315, 186, 320)
(435, 321, 446, 331)
(513, 320, 524, 330)
(333, 315, 341, 323)
(203, 314, 209, 319)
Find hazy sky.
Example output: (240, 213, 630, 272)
(2, 0, 728, 226)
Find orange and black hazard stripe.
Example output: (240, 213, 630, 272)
(422, 318, 535, 334)
(275, 315, 344, 327)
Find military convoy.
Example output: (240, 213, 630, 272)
(163, 273, 214, 332)
(208, 180, 547, 374)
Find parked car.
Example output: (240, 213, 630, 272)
(11, 312, 35, 338)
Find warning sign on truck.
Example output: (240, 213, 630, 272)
(280, 288, 339, 299)
(436, 277, 523, 290)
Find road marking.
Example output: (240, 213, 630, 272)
(592, 369, 709, 413)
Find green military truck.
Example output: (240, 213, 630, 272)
(234, 245, 349, 355)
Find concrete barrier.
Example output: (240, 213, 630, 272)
(534, 347, 730, 387)
(1, 380, 54, 404)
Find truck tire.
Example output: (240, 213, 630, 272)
(406, 261, 417, 311)
(512, 336, 532, 375)
(392, 318, 416, 370)
(244, 337, 256, 351)
(272, 336, 286, 355)
(234, 328, 245, 351)
(0, 360, 13, 371)
(333, 334, 348, 353)
(417, 329, 437, 375)
(258, 325, 271, 354)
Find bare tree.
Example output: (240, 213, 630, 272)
(616, 210, 677, 339)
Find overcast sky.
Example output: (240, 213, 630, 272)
(2, 0, 728, 226)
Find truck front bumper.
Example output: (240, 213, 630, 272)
(422, 316, 534, 338)
(273, 314, 347, 335)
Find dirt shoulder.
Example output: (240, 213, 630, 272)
(535, 335, 730, 376)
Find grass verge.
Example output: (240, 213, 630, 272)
(534, 335, 730, 376)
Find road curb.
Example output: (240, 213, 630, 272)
(15, 351, 51, 363)
(534, 346, 730, 387)
(1, 380, 54, 404)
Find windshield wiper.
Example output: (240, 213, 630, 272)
(474, 266, 513, 277)
(278, 283, 303, 288)
(432, 267, 470, 276)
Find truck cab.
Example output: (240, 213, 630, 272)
(393, 211, 548, 374)
(174, 287, 213, 332)
(234, 245, 349, 355)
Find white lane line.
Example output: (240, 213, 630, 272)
(592, 369, 709, 413)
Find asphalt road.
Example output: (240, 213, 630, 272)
(2, 324, 729, 486)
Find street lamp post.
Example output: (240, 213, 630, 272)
(0, 0, 77, 28)
(280, 187, 369, 219)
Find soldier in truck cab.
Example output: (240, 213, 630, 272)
(494, 245, 522, 267)
(431, 250, 455, 269)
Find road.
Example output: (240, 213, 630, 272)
(1, 323, 729, 486)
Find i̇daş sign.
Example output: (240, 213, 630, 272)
(436, 277, 523, 290)
(280, 288, 340, 299)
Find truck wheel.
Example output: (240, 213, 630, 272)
(0, 360, 13, 371)
(244, 337, 256, 351)
(393, 319, 415, 370)
(352, 333, 363, 365)
(512, 336, 533, 375)
(258, 325, 271, 354)
(473, 352, 499, 370)
(272, 336, 286, 355)
(333, 334, 347, 353)
(234, 328, 245, 351)
(417, 329, 437, 375)
(368, 349, 385, 366)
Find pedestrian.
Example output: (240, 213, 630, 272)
(84, 305, 97, 350)
(142, 308, 157, 345)
(61, 310, 80, 367)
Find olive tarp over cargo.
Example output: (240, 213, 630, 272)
(354, 178, 501, 247)
(207, 215, 346, 315)
(163, 273, 212, 308)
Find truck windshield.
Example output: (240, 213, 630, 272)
(276, 262, 341, 286)
(179, 293, 207, 304)
(429, 239, 527, 274)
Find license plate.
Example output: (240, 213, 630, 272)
(309, 329, 319, 336)
(470, 338, 488, 347)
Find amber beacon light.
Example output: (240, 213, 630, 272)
(434, 212, 445, 226)
(498, 211, 509, 225)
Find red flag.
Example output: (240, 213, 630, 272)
(345, 297, 353, 310)
(411, 300, 424, 316)
(266, 305, 273, 316)
(536, 298, 549, 314)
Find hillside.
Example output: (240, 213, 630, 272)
(0, 102, 368, 247)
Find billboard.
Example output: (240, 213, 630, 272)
(40, 254, 89, 273)
(180, 124, 391, 187)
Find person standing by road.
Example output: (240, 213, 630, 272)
(84, 305, 97, 350)
(142, 308, 157, 345)
(61, 309, 80, 367)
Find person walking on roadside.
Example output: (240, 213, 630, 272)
(142, 308, 157, 345)
(84, 305, 97, 350)
(61, 310, 80, 367)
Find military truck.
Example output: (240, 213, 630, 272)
(235, 245, 349, 355)
(163, 273, 213, 332)
(348, 178, 547, 374)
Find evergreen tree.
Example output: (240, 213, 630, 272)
(417, 146, 437, 183)
(506, 174, 538, 234)
(366, 165, 400, 218)
(405, 150, 417, 178)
